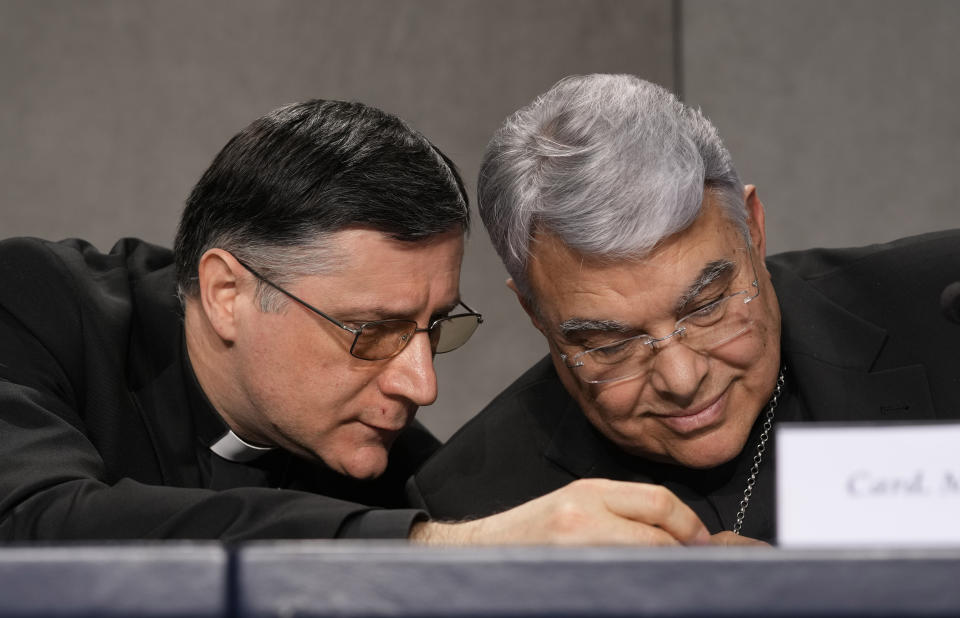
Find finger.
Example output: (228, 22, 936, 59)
(709, 531, 770, 547)
(598, 515, 684, 546)
(597, 480, 710, 546)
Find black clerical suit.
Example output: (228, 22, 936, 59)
(0, 237, 436, 540)
(408, 230, 960, 542)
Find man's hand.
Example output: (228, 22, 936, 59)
(709, 531, 770, 547)
(409, 478, 711, 546)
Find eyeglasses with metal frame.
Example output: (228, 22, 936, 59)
(559, 248, 761, 385)
(233, 256, 483, 361)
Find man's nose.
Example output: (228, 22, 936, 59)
(379, 331, 439, 406)
(646, 341, 709, 404)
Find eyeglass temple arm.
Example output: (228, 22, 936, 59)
(232, 257, 361, 336)
(236, 256, 482, 332)
(457, 300, 483, 321)
(743, 249, 761, 304)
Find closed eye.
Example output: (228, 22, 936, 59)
(680, 294, 734, 328)
(687, 296, 724, 317)
(593, 341, 631, 357)
(578, 334, 650, 367)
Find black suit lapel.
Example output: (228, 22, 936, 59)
(790, 357, 934, 422)
(773, 261, 936, 423)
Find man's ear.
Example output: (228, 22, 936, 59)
(506, 278, 546, 335)
(744, 184, 768, 259)
(196, 249, 245, 342)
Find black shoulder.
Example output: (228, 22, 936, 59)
(0, 237, 80, 289)
(443, 355, 567, 450)
(0, 238, 89, 358)
(768, 229, 960, 326)
(0, 237, 175, 389)
(768, 229, 960, 282)
(0, 236, 173, 295)
(411, 356, 575, 519)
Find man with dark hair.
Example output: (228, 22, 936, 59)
(409, 74, 960, 545)
(0, 99, 715, 544)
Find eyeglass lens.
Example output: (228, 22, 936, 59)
(577, 294, 754, 384)
(432, 314, 482, 353)
(572, 246, 759, 385)
(352, 314, 482, 361)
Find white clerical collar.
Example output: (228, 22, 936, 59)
(209, 429, 275, 463)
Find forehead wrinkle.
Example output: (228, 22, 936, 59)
(674, 258, 736, 313)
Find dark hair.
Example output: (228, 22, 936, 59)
(174, 99, 469, 299)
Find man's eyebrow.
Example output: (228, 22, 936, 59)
(558, 318, 631, 338)
(342, 299, 462, 322)
(674, 258, 736, 314)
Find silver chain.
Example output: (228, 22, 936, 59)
(732, 366, 786, 535)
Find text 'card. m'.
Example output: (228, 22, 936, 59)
(777, 422, 960, 547)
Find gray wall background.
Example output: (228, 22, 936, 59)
(682, 0, 960, 256)
(2, 1, 957, 440)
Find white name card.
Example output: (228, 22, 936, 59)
(776, 422, 960, 547)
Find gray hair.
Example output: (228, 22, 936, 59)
(477, 74, 747, 301)
(211, 234, 344, 313)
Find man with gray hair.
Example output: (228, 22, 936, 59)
(409, 74, 960, 544)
